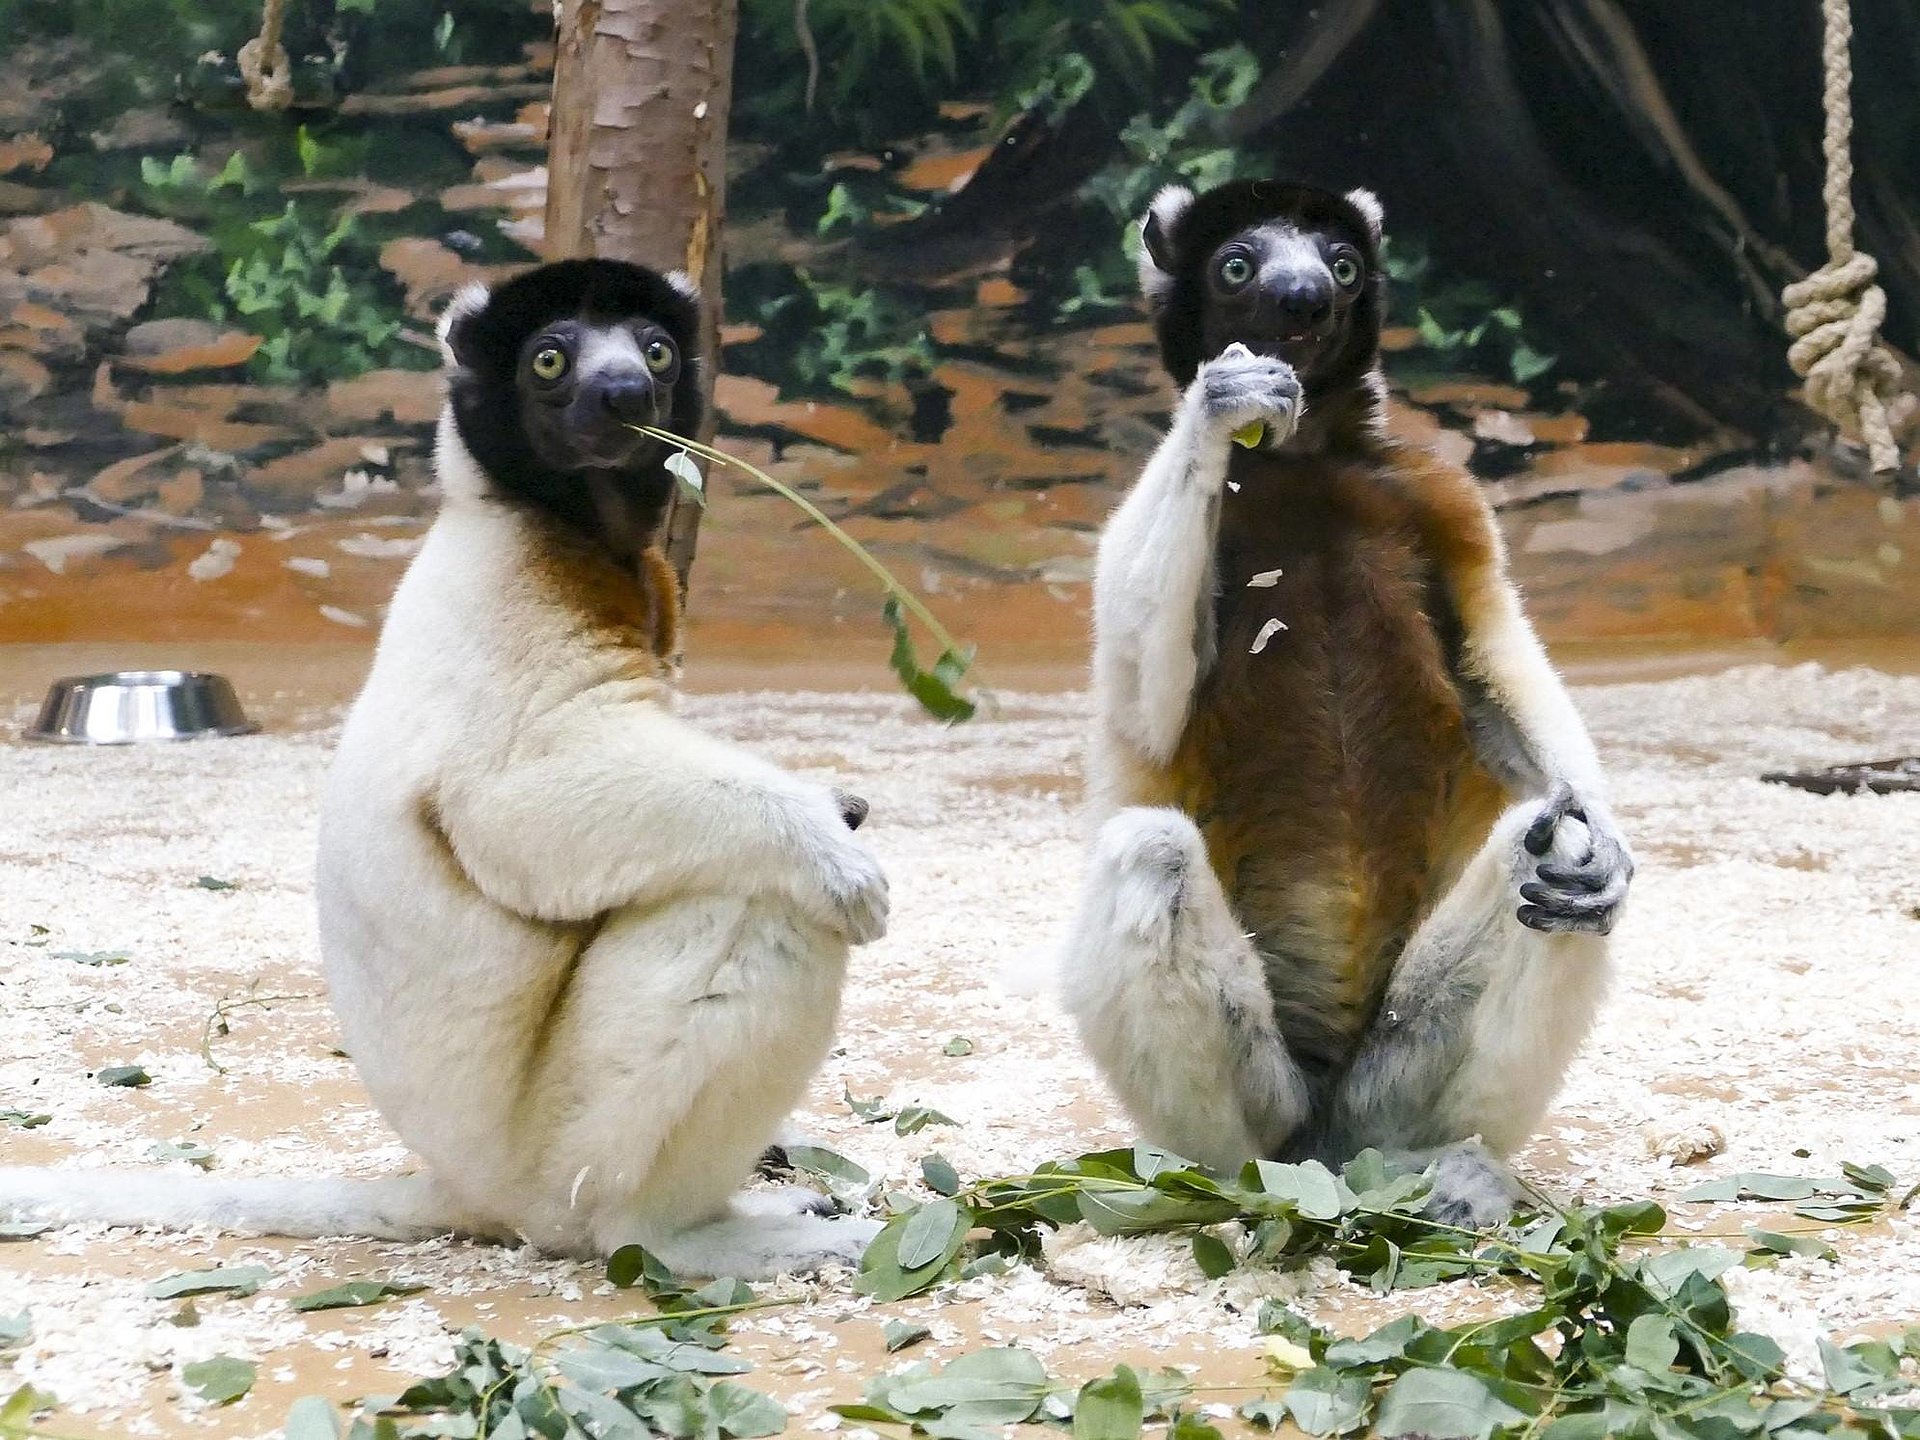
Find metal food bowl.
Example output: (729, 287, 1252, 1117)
(25, 670, 257, 745)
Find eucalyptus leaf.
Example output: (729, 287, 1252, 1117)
(1073, 1367, 1144, 1440)
(1745, 1228, 1836, 1263)
(147, 1264, 272, 1300)
(0, 1111, 50, 1129)
(895, 1105, 958, 1137)
(1252, 1160, 1348, 1220)
(182, 1354, 257, 1405)
(196, 876, 239, 891)
(0, 1223, 52, 1241)
(781, 1145, 871, 1189)
(1372, 1368, 1526, 1440)
(883, 597, 976, 723)
(1681, 1172, 1820, 1202)
(897, 1198, 967, 1271)
(921, 1154, 961, 1196)
(288, 1278, 425, 1312)
(1190, 1232, 1235, 1279)
(941, 1036, 974, 1057)
(1624, 1314, 1679, 1373)
(707, 1381, 787, 1438)
(845, 1088, 893, 1123)
(883, 1320, 932, 1353)
(1282, 1367, 1371, 1436)
(284, 1396, 344, 1440)
(96, 1064, 151, 1087)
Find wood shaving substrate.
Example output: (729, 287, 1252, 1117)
(1, 663, 1917, 1437)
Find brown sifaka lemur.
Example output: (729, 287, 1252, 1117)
(1060, 179, 1633, 1224)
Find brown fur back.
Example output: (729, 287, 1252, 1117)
(1160, 441, 1504, 1073)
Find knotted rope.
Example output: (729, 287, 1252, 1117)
(1779, 0, 1915, 472)
(237, 0, 295, 111)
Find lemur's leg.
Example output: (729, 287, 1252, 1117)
(1092, 345, 1302, 765)
(510, 895, 879, 1276)
(1060, 807, 1311, 1172)
(1306, 801, 1614, 1224)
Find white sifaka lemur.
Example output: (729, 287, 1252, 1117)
(1059, 180, 1633, 1224)
(1, 259, 889, 1277)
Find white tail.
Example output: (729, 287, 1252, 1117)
(0, 1167, 472, 1242)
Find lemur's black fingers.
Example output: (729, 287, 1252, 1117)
(1520, 882, 1621, 915)
(1518, 874, 1627, 931)
(1522, 781, 1579, 856)
(1533, 860, 1610, 891)
(833, 789, 869, 831)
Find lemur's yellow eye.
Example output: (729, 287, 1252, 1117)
(1331, 254, 1361, 288)
(531, 346, 569, 381)
(643, 337, 675, 375)
(1218, 254, 1254, 288)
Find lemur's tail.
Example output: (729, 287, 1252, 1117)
(0, 1167, 467, 1242)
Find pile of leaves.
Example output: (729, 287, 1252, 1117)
(849, 1146, 1920, 1437)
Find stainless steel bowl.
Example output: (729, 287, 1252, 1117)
(25, 670, 258, 745)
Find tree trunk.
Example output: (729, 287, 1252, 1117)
(545, 0, 738, 590)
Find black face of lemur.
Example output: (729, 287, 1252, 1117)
(1142, 179, 1385, 398)
(442, 258, 704, 532)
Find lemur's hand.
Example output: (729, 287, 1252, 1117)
(1516, 781, 1634, 935)
(1194, 343, 1303, 446)
(793, 788, 890, 944)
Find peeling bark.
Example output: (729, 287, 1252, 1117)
(546, 0, 738, 590)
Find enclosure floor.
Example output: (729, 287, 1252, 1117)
(2, 662, 1918, 1437)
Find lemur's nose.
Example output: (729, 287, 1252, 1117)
(595, 374, 656, 421)
(1277, 276, 1333, 328)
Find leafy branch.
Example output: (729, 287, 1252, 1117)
(631, 425, 984, 722)
(849, 1144, 1920, 1439)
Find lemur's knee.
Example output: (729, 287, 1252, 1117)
(1091, 807, 1206, 944)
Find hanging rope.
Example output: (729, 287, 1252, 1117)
(237, 0, 295, 111)
(1779, 0, 1915, 472)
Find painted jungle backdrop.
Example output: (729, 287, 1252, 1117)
(2, 0, 1919, 661)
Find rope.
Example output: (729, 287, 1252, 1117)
(1779, 0, 1915, 472)
(237, 0, 295, 111)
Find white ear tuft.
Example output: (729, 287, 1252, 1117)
(1345, 187, 1385, 243)
(1137, 184, 1194, 303)
(664, 269, 701, 302)
(437, 281, 491, 362)
(1145, 183, 1195, 237)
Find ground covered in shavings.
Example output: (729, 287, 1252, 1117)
(1, 664, 1918, 1438)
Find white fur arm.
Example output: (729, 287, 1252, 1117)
(431, 702, 887, 939)
(1459, 572, 1606, 801)
(1094, 346, 1302, 765)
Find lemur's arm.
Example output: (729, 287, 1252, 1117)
(430, 699, 886, 940)
(1094, 344, 1302, 764)
(1414, 456, 1633, 933)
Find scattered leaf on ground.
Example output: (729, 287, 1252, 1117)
(288, 1278, 425, 1312)
(883, 1320, 931, 1353)
(181, 1355, 256, 1405)
(147, 1264, 273, 1300)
